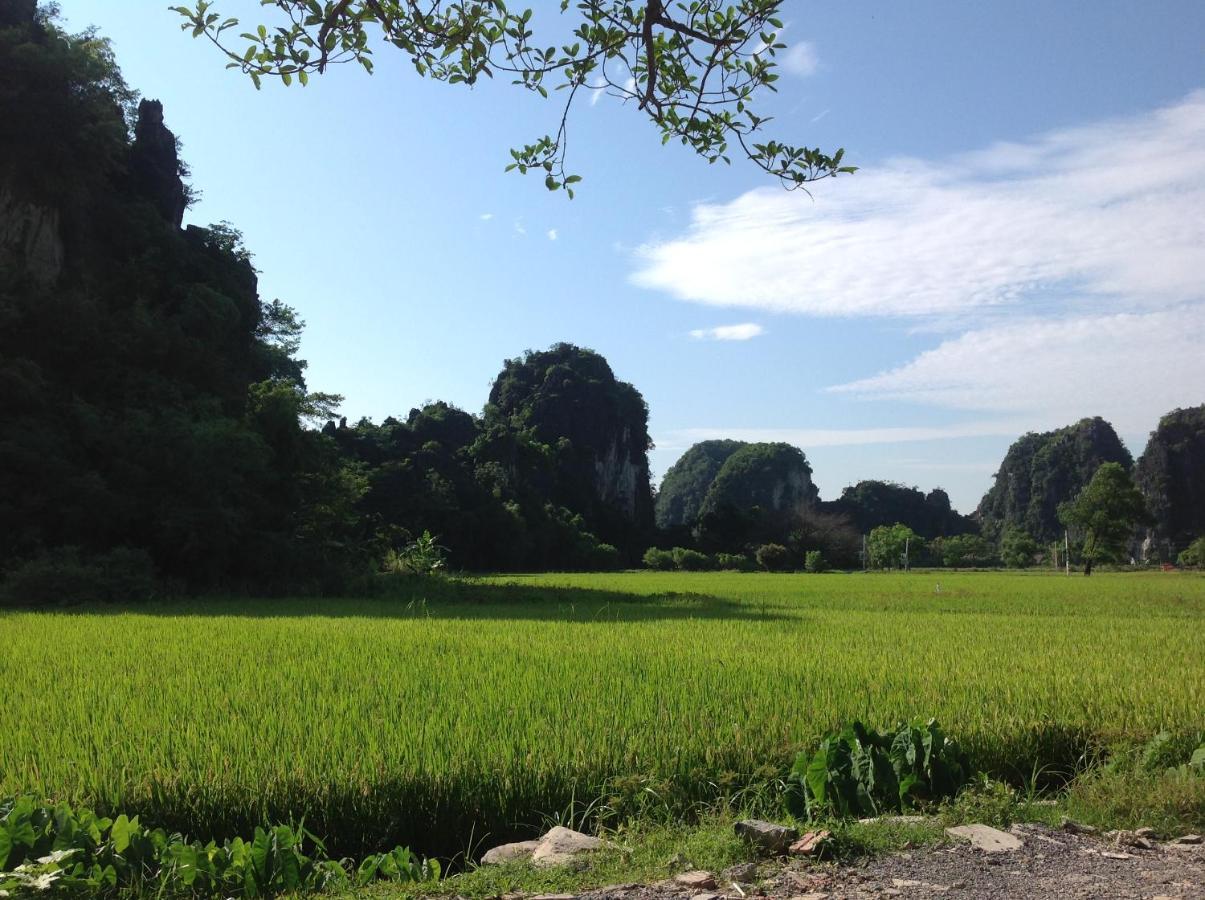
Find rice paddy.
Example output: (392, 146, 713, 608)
(2, 570, 1202, 857)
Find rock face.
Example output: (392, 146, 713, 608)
(486, 343, 655, 546)
(976, 417, 1133, 542)
(1134, 405, 1205, 559)
(129, 99, 187, 227)
(0, 181, 63, 284)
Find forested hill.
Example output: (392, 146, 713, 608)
(975, 417, 1133, 543)
(1134, 405, 1205, 558)
(0, 6, 352, 590)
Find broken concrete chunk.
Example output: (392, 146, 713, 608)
(945, 824, 1024, 853)
(674, 871, 717, 890)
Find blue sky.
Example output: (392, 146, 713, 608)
(60, 1, 1205, 512)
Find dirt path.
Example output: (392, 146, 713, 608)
(577, 825, 1204, 900)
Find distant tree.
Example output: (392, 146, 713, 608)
(867, 524, 921, 571)
(755, 542, 791, 572)
(173, 1, 855, 195)
(1176, 536, 1205, 568)
(642, 547, 675, 570)
(935, 533, 993, 568)
(803, 550, 827, 573)
(1058, 462, 1151, 575)
(999, 527, 1038, 569)
(671, 546, 711, 571)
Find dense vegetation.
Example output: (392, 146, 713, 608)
(1134, 405, 1205, 560)
(2, 572, 1201, 859)
(975, 417, 1133, 543)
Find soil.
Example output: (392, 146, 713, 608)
(574, 824, 1205, 900)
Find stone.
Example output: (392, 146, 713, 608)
(690, 894, 721, 900)
(788, 831, 831, 858)
(1101, 851, 1134, 860)
(1060, 817, 1098, 835)
(1133, 826, 1157, 839)
(1171, 833, 1202, 845)
(481, 840, 541, 865)
(734, 819, 800, 854)
(1113, 831, 1153, 850)
(856, 815, 927, 825)
(945, 824, 1024, 853)
(674, 871, 717, 890)
(787, 894, 828, 900)
(892, 879, 948, 892)
(724, 863, 759, 883)
(530, 826, 609, 868)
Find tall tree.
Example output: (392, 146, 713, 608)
(172, 0, 855, 194)
(1058, 462, 1150, 576)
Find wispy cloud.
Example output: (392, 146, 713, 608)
(689, 323, 765, 341)
(828, 308, 1205, 435)
(547, 228, 558, 241)
(513, 218, 526, 237)
(632, 91, 1205, 320)
(479, 212, 494, 221)
(660, 420, 1034, 450)
(782, 41, 819, 76)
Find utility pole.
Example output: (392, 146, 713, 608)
(862, 534, 867, 572)
(1064, 529, 1071, 576)
(904, 536, 911, 572)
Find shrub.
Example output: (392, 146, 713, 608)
(755, 542, 792, 571)
(642, 547, 675, 570)
(1000, 527, 1039, 568)
(589, 542, 622, 571)
(716, 552, 754, 571)
(385, 531, 448, 576)
(804, 550, 828, 573)
(787, 720, 971, 819)
(2, 547, 157, 607)
(671, 547, 711, 571)
(1178, 536, 1205, 567)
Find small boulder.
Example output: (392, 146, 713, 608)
(1171, 833, 1202, 845)
(1060, 817, 1097, 835)
(674, 871, 717, 890)
(734, 819, 800, 854)
(531, 826, 609, 868)
(945, 824, 1023, 853)
(1133, 826, 1157, 839)
(481, 840, 541, 865)
(1114, 831, 1153, 850)
(724, 862, 759, 883)
(788, 831, 832, 858)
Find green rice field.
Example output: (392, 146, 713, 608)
(2, 571, 1202, 857)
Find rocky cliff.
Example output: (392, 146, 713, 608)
(1134, 405, 1205, 559)
(976, 417, 1133, 543)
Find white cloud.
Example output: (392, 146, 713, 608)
(479, 212, 494, 221)
(589, 75, 607, 106)
(547, 228, 558, 241)
(632, 91, 1205, 320)
(828, 307, 1205, 435)
(513, 218, 526, 236)
(782, 42, 819, 76)
(689, 323, 765, 341)
(660, 420, 1033, 450)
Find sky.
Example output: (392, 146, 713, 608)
(58, 1, 1205, 513)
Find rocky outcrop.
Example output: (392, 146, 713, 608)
(486, 343, 655, 545)
(130, 99, 187, 227)
(825, 481, 974, 538)
(655, 439, 746, 528)
(976, 417, 1133, 543)
(1134, 405, 1205, 559)
(699, 442, 818, 519)
(0, 181, 63, 283)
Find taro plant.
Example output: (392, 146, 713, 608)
(386, 530, 448, 576)
(0, 796, 438, 898)
(787, 720, 971, 819)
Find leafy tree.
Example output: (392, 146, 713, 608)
(173, 0, 855, 195)
(1178, 536, 1205, 567)
(716, 551, 753, 571)
(671, 546, 711, 571)
(867, 524, 921, 571)
(803, 550, 827, 573)
(1057, 462, 1151, 575)
(642, 547, 675, 570)
(934, 533, 993, 568)
(754, 542, 791, 571)
(999, 527, 1038, 569)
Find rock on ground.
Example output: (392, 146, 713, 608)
(734, 819, 800, 854)
(944, 824, 1024, 853)
(480, 826, 610, 868)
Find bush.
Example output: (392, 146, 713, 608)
(671, 547, 711, 571)
(1000, 527, 1039, 569)
(1178, 536, 1205, 567)
(755, 542, 792, 571)
(787, 720, 971, 819)
(642, 547, 675, 570)
(804, 550, 828, 573)
(716, 552, 754, 571)
(2, 547, 157, 607)
(589, 542, 622, 571)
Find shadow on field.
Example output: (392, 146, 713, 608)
(69, 578, 791, 623)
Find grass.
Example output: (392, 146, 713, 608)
(2, 570, 1202, 861)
